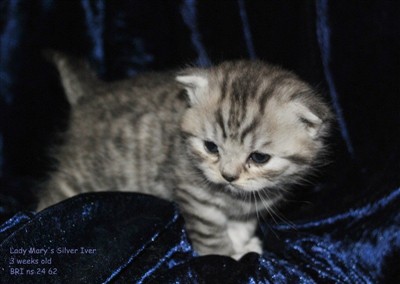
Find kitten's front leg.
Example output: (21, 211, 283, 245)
(175, 190, 235, 256)
(227, 218, 262, 259)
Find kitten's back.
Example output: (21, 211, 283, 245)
(38, 54, 187, 209)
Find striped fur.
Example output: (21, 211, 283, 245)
(38, 55, 333, 258)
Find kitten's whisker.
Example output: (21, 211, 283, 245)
(246, 191, 254, 220)
(258, 191, 280, 225)
(252, 191, 267, 238)
(260, 190, 297, 230)
(256, 191, 279, 239)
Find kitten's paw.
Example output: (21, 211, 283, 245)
(246, 236, 263, 254)
(232, 236, 263, 260)
(227, 219, 262, 260)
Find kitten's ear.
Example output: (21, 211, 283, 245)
(176, 70, 209, 106)
(295, 101, 333, 139)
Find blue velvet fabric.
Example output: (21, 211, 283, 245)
(1, 189, 399, 283)
(0, 0, 399, 283)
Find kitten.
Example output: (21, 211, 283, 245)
(37, 53, 332, 259)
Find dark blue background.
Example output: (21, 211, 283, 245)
(0, 1, 399, 283)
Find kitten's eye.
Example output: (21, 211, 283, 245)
(204, 141, 219, 154)
(249, 152, 271, 164)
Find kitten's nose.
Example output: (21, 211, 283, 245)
(222, 173, 238, 183)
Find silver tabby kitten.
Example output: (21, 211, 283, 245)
(37, 53, 332, 259)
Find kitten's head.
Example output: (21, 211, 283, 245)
(177, 61, 333, 194)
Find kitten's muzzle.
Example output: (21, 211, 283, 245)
(221, 173, 239, 183)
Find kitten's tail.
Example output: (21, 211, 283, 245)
(43, 50, 101, 105)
